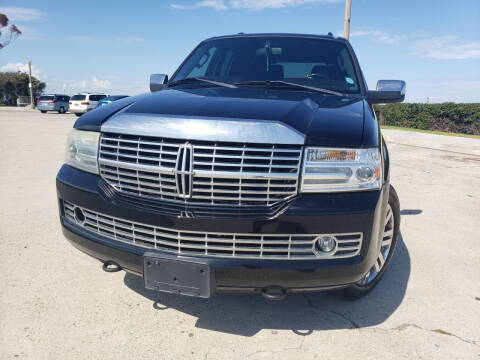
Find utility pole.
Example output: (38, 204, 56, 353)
(343, 0, 352, 40)
(27, 60, 34, 108)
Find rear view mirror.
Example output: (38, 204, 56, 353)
(150, 74, 168, 92)
(255, 47, 282, 55)
(368, 80, 406, 104)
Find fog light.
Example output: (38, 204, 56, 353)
(74, 206, 85, 224)
(316, 236, 337, 253)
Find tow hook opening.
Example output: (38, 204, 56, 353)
(102, 260, 122, 273)
(261, 286, 287, 301)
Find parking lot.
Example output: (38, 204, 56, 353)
(1, 110, 479, 359)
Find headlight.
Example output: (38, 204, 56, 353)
(301, 147, 381, 192)
(65, 129, 100, 174)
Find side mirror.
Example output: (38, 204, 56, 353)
(368, 80, 406, 104)
(150, 74, 168, 92)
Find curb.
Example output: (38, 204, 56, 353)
(0, 106, 37, 112)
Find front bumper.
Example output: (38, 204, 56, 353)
(57, 165, 389, 293)
(70, 107, 88, 113)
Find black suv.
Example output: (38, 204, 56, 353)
(57, 34, 404, 300)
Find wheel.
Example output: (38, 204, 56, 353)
(75, 113, 82, 117)
(58, 106, 66, 114)
(335, 186, 400, 300)
(40, 110, 47, 114)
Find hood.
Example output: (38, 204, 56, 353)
(74, 87, 367, 147)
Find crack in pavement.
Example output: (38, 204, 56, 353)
(301, 293, 359, 329)
(246, 336, 306, 358)
(301, 294, 479, 348)
(371, 323, 480, 348)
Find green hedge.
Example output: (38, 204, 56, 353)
(374, 103, 480, 135)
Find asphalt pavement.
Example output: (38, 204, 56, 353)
(1, 110, 479, 359)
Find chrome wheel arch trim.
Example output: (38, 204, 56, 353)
(357, 203, 394, 286)
(101, 113, 305, 145)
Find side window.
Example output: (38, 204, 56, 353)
(99, 95, 106, 100)
(89, 95, 100, 101)
(188, 47, 217, 78)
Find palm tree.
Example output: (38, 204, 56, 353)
(0, 13, 22, 50)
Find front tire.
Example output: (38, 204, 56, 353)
(58, 106, 66, 114)
(335, 186, 400, 300)
(40, 110, 47, 114)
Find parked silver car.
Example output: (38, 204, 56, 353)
(37, 94, 70, 114)
(69, 93, 108, 116)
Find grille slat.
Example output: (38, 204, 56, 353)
(105, 178, 177, 192)
(191, 180, 294, 188)
(195, 154, 298, 161)
(99, 133, 302, 206)
(193, 144, 302, 153)
(100, 158, 175, 174)
(107, 183, 173, 196)
(193, 170, 298, 179)
(192, 188, 293, 195)
(64, 201, 363, 260)
(100, 144, 179, 157)
(193, 161, 296, 169)
(336, 246, 360, 251)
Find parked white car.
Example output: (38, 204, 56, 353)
(69, 93, 108, 116)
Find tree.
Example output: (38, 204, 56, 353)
(0, 72, 46, 105)
(0, 13, 22, 49)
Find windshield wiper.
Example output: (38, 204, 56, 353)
(168, 77, 238, 89)
(235, 80, 344, 96)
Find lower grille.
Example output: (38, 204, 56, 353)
(63, 201, 363, 260)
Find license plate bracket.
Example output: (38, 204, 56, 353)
(143, 253, 215, 298)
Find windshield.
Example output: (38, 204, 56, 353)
(71, 95, 86, 101)
(171, 37, 361, 94)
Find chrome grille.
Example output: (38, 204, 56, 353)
(63, 201, 363, 260)
(98, 133, 302, 206)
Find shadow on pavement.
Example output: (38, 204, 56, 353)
(400, 209, 423, 215)
(124, 233, 410, 336)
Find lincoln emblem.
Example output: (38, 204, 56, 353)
(174, 143, 194, 198)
